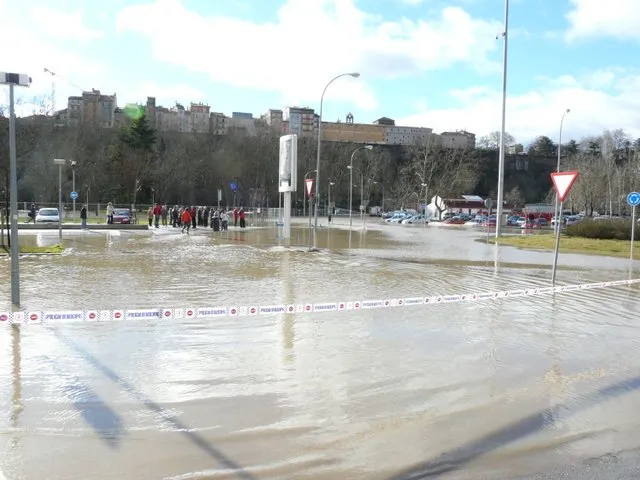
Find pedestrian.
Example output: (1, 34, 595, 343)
(147, 206, 153, 227)
(191, 206, 197, 229)
(233, 207, 239, 227)
(221, 210, 228, 231)
(106, 202, 114, 224)
(161, 204, 168, 226)
(26, 203, 36, 223)
(181, 207, 192, 234)
(80, 204, 87, 229)
(239, 207, 246, 228)
(153, 203, 161, 228)
(212, 211, 220, 232)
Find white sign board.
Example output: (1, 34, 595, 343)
(279, 134, 298, 193)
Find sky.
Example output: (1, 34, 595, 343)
(1, 0, 639, 145)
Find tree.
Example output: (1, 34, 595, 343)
(563, 139, 579, 155)
(527, 136, 556, 156)
(505, 186, 524, 208)
(108, 113, 156, 205)
(477, 131, 516, 150)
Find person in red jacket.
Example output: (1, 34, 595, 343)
(181, 208, 192, 234)
(152, 203, 161, 228)
(233, 207, 239, 227)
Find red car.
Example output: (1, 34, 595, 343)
(112, 208, 131, 224)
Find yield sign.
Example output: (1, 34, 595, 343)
(304, 178, 314, 197)
(551, 171, 579, 202)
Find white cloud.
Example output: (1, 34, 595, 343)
(0, 3, 107, 110)
(28, 5, 104, 42)
(398, 70, 640, 144)
(115, 0, 502, 111)
(565, 0, 640, 41)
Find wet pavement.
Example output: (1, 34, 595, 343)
(1, 219, 640, 479)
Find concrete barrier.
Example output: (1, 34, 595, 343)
(17, 223, 149, 231)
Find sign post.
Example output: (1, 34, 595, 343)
(484, 197, 494, 216)
(551, 171, 579, 285)
(627, 192, 640, 261)
(279, 135, 298, 247)
(305, 179, 314, 232)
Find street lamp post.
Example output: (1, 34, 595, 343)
(71, 161, 76, 217)
(328, 181, 335, 227)
(348, 145, 372, 232)
(314, 72, 360, 247)
(554, 109, 571, 233)
(53, 159, 66, 242)
(495, 0, 510, 238)
(1, 72, 31, 307)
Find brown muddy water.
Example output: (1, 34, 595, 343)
(1, 220, 640, 479)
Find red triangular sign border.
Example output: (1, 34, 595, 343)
(551, 171, 579, 202)
(305, 178, 314, 197)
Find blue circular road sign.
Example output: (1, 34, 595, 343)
(627, 192, 640, 207)
(70, 191, 78, 200)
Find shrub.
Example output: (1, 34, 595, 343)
(564, 218, 634, 240)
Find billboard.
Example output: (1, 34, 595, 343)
(279, 134, 298, 193)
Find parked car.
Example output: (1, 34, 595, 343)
(35, 207, 60, 223)
(522, 218, 548, 229)
(112, 208, 131, 224)
(443, 216, 466, 225)
(402, 214, 428, 225)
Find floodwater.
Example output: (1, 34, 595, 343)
(1, 219, 640, 479)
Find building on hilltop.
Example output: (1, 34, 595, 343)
(210, 112, 227, 135)
(148, 98, 211, 133)
(322, 113, 386, 144)
(64, 89, 117, 128)
(283, 106, 316, 137)
(439, 130, 476, 149)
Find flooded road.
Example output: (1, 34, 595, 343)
(1, 220, 640, 479)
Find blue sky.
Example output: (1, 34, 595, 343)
(1, 0, 639, 144)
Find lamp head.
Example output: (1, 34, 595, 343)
(364, 145, 373, 150)
(566, 108, 571, 113)
(350, 73, 360, 78)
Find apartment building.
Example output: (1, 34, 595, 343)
(284, 106, 316, 137)
(65, 89, 117, 128)
(210, 112, 227, 135)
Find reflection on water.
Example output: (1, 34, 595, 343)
(0, 223, 640, 479)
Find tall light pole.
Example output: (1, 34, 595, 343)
(1, 72, 31, 308)
(373, 181, 385, 213)
(554, 109, 571, 233)
(53, 159, 66, 242)
(314, 72, 360, 247)
(328, 181, 335, 226)
(494, 0, 509, 239)
(348, 145, 372, 231)
(71, 160, 77, 217)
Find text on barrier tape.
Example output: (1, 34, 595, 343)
(1, 278, 639, 325)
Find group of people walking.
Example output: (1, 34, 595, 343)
(146, 204, 247, 234)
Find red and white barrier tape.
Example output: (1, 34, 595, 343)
(1, 278, 639, 325)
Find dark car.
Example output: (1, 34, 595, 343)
(112, 208, 131, 224)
